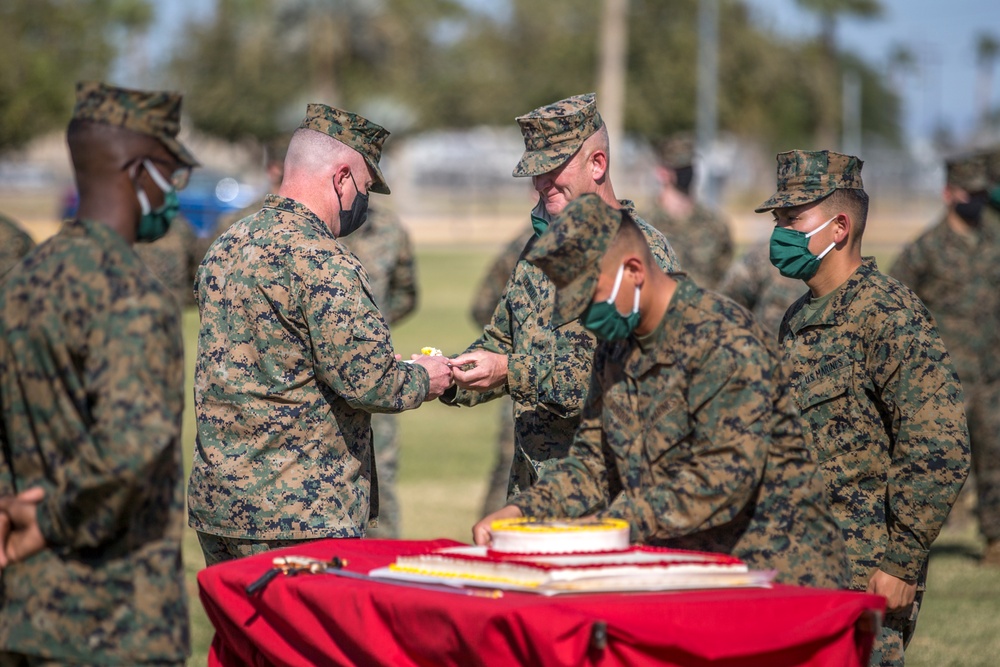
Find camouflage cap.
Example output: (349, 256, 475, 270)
(946, 151, 989, 192)
(72, 81, 199, 167)
(299, 103, 391, 194)
(512, 93, 604, 178)
(525, 193, 623, 326)
(755, 149, 864, 213)
(657, 132, 695, 169)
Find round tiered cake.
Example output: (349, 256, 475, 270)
(489, 517, 630, 555)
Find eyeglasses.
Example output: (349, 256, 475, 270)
(146, 157, 191, 191)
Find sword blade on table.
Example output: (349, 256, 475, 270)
(322, 567, 503, 598)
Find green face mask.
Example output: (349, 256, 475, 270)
(135, 159, 179, 243)
(768, 215, 836, 280)
(531, 213, 549, 237)
(581, 263, 641, 341)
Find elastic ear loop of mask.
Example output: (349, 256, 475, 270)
(605, 263, 641, 314)
(136, 159, 173, 215)
(806, 216, 837, 260)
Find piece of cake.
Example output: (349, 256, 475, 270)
(489, 517, 630, 555)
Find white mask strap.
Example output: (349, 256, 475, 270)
(805, 215, 836, 238)
(632, 284, 641, 314)
(817, 242, 836, 260)
(606, 263, 626, 304)
(143, 159, 173, 193)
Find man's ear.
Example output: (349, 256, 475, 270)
(332, 163, 351, 198)
(590, 149, 608, 182)
(623, 254, 645, 286)
(833, 212, 852, 245)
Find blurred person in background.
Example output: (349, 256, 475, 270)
(717, 241, 804, 349)
(766, 150, 970, 667)
(469, 225, 534, 515)
(188, 104, 451, 565)
(0, 213, 35, 277)
(339, 205, 419, 538)
(644, 132, 733, 289)
(890, 152, 1000, 568)
(134, 212, 201, 308)
(442, 92, 680, 498)
(0, 81, 197, 666)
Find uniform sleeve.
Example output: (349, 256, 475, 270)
(306, 260, 429, 413)
(35, 286, 185, 550)
(441, 277, 517, 408)
(869, 306, 971, 580)
(887, 241, 926, 293)
(636, 219, 682, 273)
(385, 225, 419, 325)
(512, 349, 616, 516)
(604, 336, 772, 542)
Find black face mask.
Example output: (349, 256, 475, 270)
(337, 172, 369, 238)
(954, 192, 988, 226)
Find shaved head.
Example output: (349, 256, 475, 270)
(283, 128, 365, 186)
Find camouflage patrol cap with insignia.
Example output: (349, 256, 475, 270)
(945, 151, 989, 193)
(657, 132, 695, 170)
(299, 103, 391, 194)
(755, 149, 864, 213)
(513, 93, 604, 178)
(72, 81, 199, 167)
(525, 193, 623, 326)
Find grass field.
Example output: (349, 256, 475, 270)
(171, 246, 998, 666)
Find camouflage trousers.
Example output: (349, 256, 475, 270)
(366, 413, 401, 538)
(0, 653, 182, 667)
(480, 397, 516, 516)
(196, 532, 316, 568)
(969, 382, 1000, 542)
(867, 591, 922, 667)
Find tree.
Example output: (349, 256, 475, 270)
(0, 0, 154, 153)
(793, 0, 884, 147)
(976, 32, 999, 129)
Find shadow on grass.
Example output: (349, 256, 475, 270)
(929, 541, 982, 562)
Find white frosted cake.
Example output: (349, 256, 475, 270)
(372, 519, 773, 595)
(489, 517, 630, 555)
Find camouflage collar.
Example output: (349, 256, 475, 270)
(66, 216, 140, 256)
(623, 275, 699, 378)
(262, 194, 334, 240)
(785, 257, 879, 334)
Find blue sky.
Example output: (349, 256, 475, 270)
(745, 0, 1000, 141)
(149, 0, 998, 143)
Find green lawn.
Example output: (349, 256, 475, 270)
(180, 246, 999, 666)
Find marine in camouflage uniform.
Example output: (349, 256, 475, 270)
(134, 213, 201, 308)
(644, 133, 733, 289)
(763, 150, 970, 666)
(443, 94, 680, 499)
(890, 152, 1000, 566)
(188, 104, 449, 566)
(205, 136, 417, 540)
(339, 206, 418, 538)
(0, 81, 197, 665)
(717, 241, 804, 347)
(0, 213, 35, 278)
(470, 225, 534, 515)
(500, 194, 848, 588)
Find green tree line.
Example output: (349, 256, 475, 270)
(0, 0, 902, 155)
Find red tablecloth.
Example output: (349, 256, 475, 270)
(198, 538, 884, 667)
